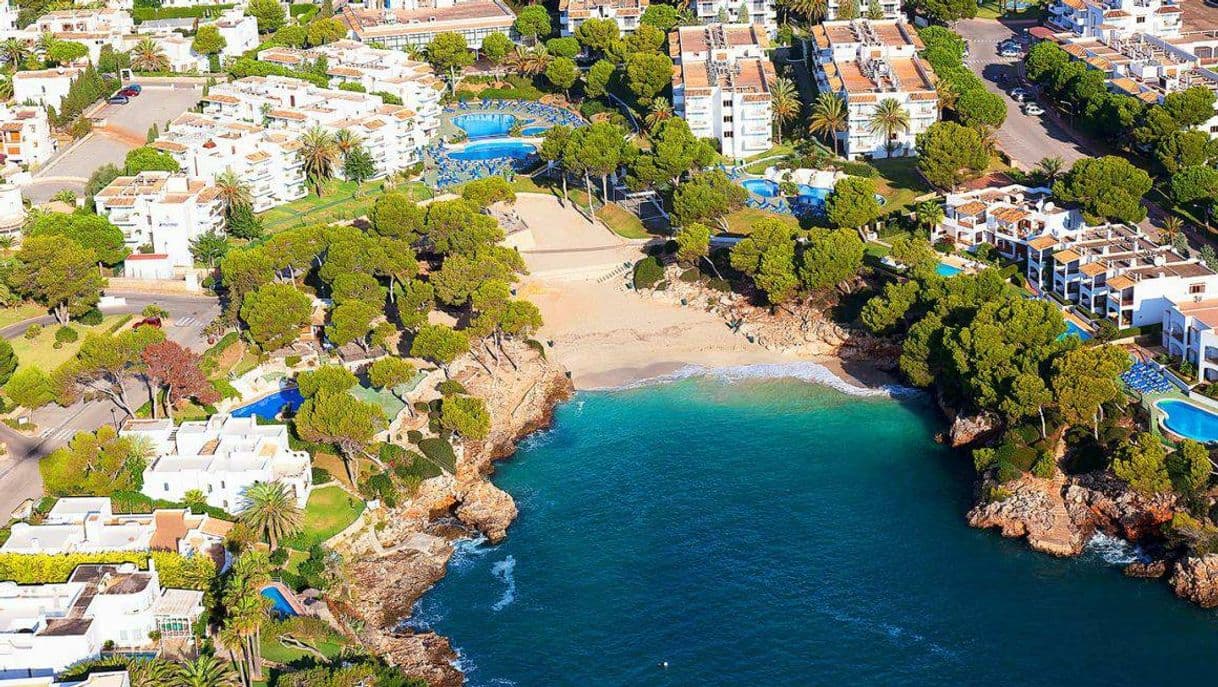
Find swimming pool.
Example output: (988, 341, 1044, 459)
(452, 113, 517, 139)
(448, 141, 537, 161)
(741, 179, 831, 204)
(231, 387, 304, 420)
(742, 178, 780, 197)
(1063, 320, 1092, 341)
(261, 585, 299, 617)
(936, 262, 963, 277)
(521, 125, 549, 136)
(1156, 398, 1218, 443)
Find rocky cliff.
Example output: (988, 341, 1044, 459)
(339, 342, 573, 685)
(1169, 554, 1218, 607)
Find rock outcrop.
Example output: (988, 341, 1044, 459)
(455, 480, 517, 544)
(967, 473, 1088, 556)
(1169, 555, 1218, 607)
(1063, 472, 1176, 542)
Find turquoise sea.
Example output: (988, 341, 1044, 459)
(411, 372, 1218, 686)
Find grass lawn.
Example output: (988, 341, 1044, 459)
(260, 633, 345, 665)
(282, 485, 364, 550)
(724, 207, 801, 235)
(10, 315, 130, 370)
(0, 303, 49, 330)
(976, 0, 1042, 19)
(596, 202, 650, 239)
(259, 179, 432, 233)
(871, 158, 932, 213)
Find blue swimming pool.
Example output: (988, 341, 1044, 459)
(1156, 398, 1218, 443)
(449, 141, 537, 161)
(936, 262, 963, 277)
(452, 113, 517, 139)
(742, 179, 831, 203)
(261, 586, 298, 617)
(742, 178, 779, 197)
(521, 125, 549, 136)
(1063, 320, 1093, 341)
(231, 387, 304, 420)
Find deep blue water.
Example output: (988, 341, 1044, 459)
(231, 387, 303, 420)
(936, 262, 963, 277)
(449, 141, 537, 161)
(261, 585, 298, 617)
(414, 374, 1218, 686)
(453, 113, 517, 139)
(1156, 398, 1218, 443)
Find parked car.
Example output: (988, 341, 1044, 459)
(118, 87, 139, 97)
(1009, 87, 1030, 102)
(998, 41, 1022, 57)
(133, 316, 162, 329)
(125, 83, 141, 94)
(107, 95, 129, 104)
(1023, 102, 1045, 116)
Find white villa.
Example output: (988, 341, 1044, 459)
(339, 0, 517, 51)
(123, 414, 312, 512)
(152, 113, 307, 213)
(1163, 298, 1218, 383)
(1046, 0, 1182, 40)
(0, 497, 232, 560)
(808, 19, 939, 159)
(932, 184, 1085, 263)
(670, 24, 774, 160)
(558, 0, 647, 37)
(12, 67, 81, 111)
(824, 0, 900, 20)
(0, 563, 203, 674)
(0, 105, 55, 167)
(93, 172, 224, 267)
(691, 0, 776, 36)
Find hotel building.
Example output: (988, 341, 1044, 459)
(339, 0, 517, 51)
(691, 0, 776, 36)
(1046, 0, 1182, 40)
(0, 105, 56, 167)
(808, 19, 939, 159)
(932, 184, 1085, 261)
(124, 414, 313, 512)
(93, 172, 225, 267)
(670, 23, 774, 160)
(558, 0, 647, 37)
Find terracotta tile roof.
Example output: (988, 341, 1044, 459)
(1028, 235, 1058, 250)
(1054, 249, 1081, 262)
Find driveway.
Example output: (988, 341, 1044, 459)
(22, 81, 202, 203)
(0, 292, 219, 517)
(955, 18, 1093, 170)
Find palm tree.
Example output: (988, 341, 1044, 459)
(127, 657, 177, 687)
(644, 100, 673, 132)
(0, 39, 29, 68)
(868, 98, 910, 157)
(935, 79, 958, 116)
(507, 46, 551, 77)
(177, 654, 239, 687)
(131, 38, 169, 72)
(333, 129, 362, 159)
(808, 92, 847, 156)
(1162, 215, 1184, 243)
(213, 169, 252, 215)
(35, 32, 55, 56)
(1035, 156, 1064, 185)
(769, 77, 800, 145)
(221, 554, 272, 687)
(239, 481, 303, 550)
(0, 76, 12, 102)
(914, 199, 944, 232)
(781, 0, 827, 24)
(298, 126, 340, 196)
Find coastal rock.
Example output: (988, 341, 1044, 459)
(456, 480, 517, 544)
(345, 537, 454, 629)
(378, 633, 463, 687)
(1124, 560, 1168, 578)
(1064, 472, 1176, 542)
(948, 412, 999, 448)
(1169, 555, 1218, 607)
(967, 474, 1088, 556)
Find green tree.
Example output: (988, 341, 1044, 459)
(860, 280, 920, 334)
(5, 366, 54, 408)
(730, 218, 797, 303)
(514, 5, 552, 45)
(575, 18, 620, 56)
(343, 145, 377, 184)
(1113, 433, 1172, 496)
(191, 25, 226, 55)
(675, 222, 712, 267)
(176, 653, 238, 687)
(248, 0, 286, 32)
(564, 121, 632, 204)
(545, 56, 579, 96)
(239, 283, 312, 351)
(368, 356, 415, 392)
(671, 170, 748, 231)
(915, 121, 989, 191)
(1050, 344, 1130, 438)
(585, 59, 615, 99)
(868, 98, 909, 156)
(624, 51, 672, 104)
(26, 212, 127, 266)
(424, 199, 505, 256)
(1053, 156, 1153, 224)
(10, 236, 104, 324)
(295, 391, 386, 486)
(305, 17, 346, 46)
(915, 0, 976, 20)
(1163, 86, 1217, 129)
(1171, 165, 1218, 229)
(799, 227, 864, 291)
(239, 482, 303, 550)
(1154, 130, 1218, 175)
(955, 87, 1006, 129)
(1024, 41, 1070, 83)
(482, 32, 514, 76)
(226, 204, 264, 241)
(630, 117, 718, 190)
(825, 176, 880, 229)
(331, 272, 386, 308)
(327, 300, 379, 350)
(46, 40, 87, 65)
(299, 126, 340, 196)
(545, 36, 580, 59)
(808, 93, 848, 155)
(296, 364, 357, 398)
(219, 247, 275, 315)
(427, 32, 474, 92)
(40, 425, 148, 496)
(641, 3, 680, 30)
(461, 176, 515, 209)
(410, 324, 469, 377)
(124, 146, 180, 175)
(441, 395, 490, 439)
(370, 191, 425, 241)
(191, 230, 229, 268)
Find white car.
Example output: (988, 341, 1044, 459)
(1009, 87, 1030, 102)
(1023, 102, 1045, 116)
(998, 44, 1022, 57)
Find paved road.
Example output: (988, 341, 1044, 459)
(955, 18, 1093, 170)
(0, 292, 219, 518)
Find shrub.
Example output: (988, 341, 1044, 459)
(54, 326, 78, 344)
(407, 429, 423, 444)
(211, 378, 239, 400)
(839, 160, 878, 178)
(311, 467, 333, 484)
(418, 437, 457, 473)
(436, 380, 467, 396)
(23, 324, 40, 340)
(1031, 451, 1056, 479)
(679, 268, 700, 283)
(0, 550, 213, 590)
(285, 355, 302, 367)
(996, 459, 1022, 483)
(633, 256, 664, 289)
(78, 309, 103, 325)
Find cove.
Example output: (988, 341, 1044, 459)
(411, 376, 1218, 686)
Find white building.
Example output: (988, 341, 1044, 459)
(670, 24, 774, 160)
(690, 0, 776, 35)
(0, 497, 232, 559)
(1047, 0, 1182, 40)
(257, 40, 443, 141)
(339, 0, 517, 51)
(0, 670, 131, 687)
(25, 8, 134, 63)
(824, 0, 900, 20)
(124, 414, 313, 512)
(211, 7, 259, 57)
(0, 0, 17, 34)
(0, 105, 56, 167)
(558, 0, 647, 37)
(201, 75, 428, 180)
(0, 563, 203, 674)
(12, 67, 81, 111)
(144, 34, 209, 73)
(809, 19, 939, 159)
(932, 184, 1085, 264)
(153, 113, 307, 212)
(0, 183, 23, 239)
(93, 172, 224, 267)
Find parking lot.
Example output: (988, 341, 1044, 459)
(22, 80, 202, 203)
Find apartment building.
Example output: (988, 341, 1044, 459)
(691, 0, 776, 35)
(0, 562, 204, 673)
(257, 40, 442, 140)
(932, 184, 1085, 262)
(0, 0, 17, 33)
(27, 8, 134, 63)
(808, 19, 939, 159)
(210, 7, 259, 57)
(1028, 223, 1218, 327)
(201, 75, 427, 179)
(1047, 0, 1182, 40)
(340, 0, 517, 51)
(1161, 298, 1218, 383)
(12, 67, 81, 110)
(0, 105, 56, 167)
(558, 0, 647, 37)
(93, 172, 224, 267)
(124, 414, 313, 512)
(825, 0, 900, 20)
(0, 497, 232, 559)
(670, 23, 774, 160)
(153, 113, 306, 212)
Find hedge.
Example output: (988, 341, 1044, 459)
(111, 489, 235, 521)
(133, 4, 233, 21)
(417, 437, 456, 474)
(0, 550, 214, 589)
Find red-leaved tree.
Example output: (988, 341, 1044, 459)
(141, 340, 219, 420)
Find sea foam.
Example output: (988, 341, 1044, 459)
(490, 556, 517, 611)
(1084, 532, 1148, 566)
(601, 361, 921, 399)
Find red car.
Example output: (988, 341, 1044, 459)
(118, 88, 139, 98)
(134, 316, 162, 329)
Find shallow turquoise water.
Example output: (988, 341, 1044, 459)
(413, 376, 1218, 686)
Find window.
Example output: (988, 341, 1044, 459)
(1191, 283, 1206, 294)
(164, 482, 169, 492)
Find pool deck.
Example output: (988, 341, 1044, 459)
(1062, 311, 1094, 337)
(263, 581, 308, 616)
